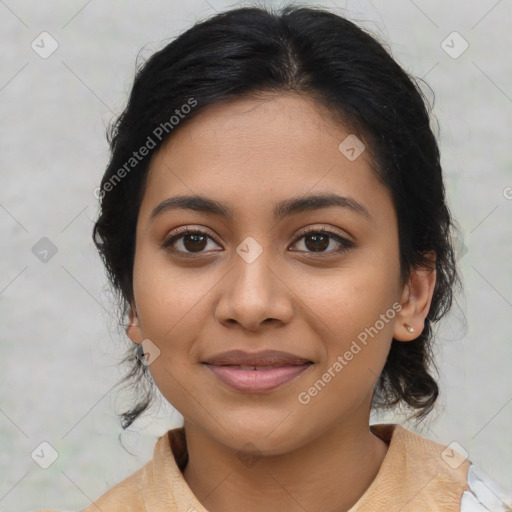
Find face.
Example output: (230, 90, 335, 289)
(127, 93, 416, 455)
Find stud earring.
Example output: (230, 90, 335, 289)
(405, 323, 414, 333)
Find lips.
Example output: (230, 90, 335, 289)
(203, 349, 313, 367)
(202, 349, 314, 393)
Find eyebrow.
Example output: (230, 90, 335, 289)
(150, 193, 372, 223)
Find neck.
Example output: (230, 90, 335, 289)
(181, 418, 389, 512)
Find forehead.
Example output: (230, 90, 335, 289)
(140, 93, 394, 226)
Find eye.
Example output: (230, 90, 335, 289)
(162, 227, 221, 257)
(289, 226, 354, 255)
(162, 225, 354, 257)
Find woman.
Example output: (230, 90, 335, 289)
(37, 4, 512, 511)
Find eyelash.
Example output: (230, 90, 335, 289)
(161, 226, 354, 258)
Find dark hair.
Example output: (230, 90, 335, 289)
(93, 4, 462, 430)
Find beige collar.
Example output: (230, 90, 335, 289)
(84, 423, 470, 512)
(347, 424, 470, 511)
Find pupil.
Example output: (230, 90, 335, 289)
(306, 234, 328, 252)
(184, 234, 207, 252)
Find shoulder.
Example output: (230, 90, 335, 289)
(32, 428, 187, 512)
(372, 423, 472, 480)
(385, 425, 512, 511)
(460, 464, 512, 512)
(32, 462, 148, 512)
(394, 427, 512, 511)
(81, 456, 151, 512)
(391, 425, 512, 510)
(360, 423, 511, 512)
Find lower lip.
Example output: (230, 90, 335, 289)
(204, 363, 313, 393)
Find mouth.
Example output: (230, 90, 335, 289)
(203, 362, 313, 370)
(202, 349, 314, 367)
(202, 361, 314, 393)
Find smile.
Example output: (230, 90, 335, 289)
(203, 363, 314, 393)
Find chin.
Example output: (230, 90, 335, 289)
(215, 415, 308, 455)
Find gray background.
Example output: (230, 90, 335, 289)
(1, 0, 511, 510)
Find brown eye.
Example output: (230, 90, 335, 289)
(291, 228, 354, 254)
(304, 233, 329, 252)
(181, 232, 208, 252)
(162, 228, 221, 256)
(162, 226, 353, 258)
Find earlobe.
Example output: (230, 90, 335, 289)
(126, 305, 144, 344)
(393, 251, 437, 342)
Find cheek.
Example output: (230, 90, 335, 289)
(131, 250, 206, 406)
(304, 256, 399, 366)
(132, 244, 213, 338)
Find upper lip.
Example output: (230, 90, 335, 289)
(203, 350, 313, 367)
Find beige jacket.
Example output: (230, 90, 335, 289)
(36, 423, 512, 511)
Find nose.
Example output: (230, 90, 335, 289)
(214, 242, 294, 332)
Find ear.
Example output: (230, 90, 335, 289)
(393, 250, 437, 342)
(126, 304, 144, 344)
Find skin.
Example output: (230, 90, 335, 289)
(127, 92, 436, 512)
